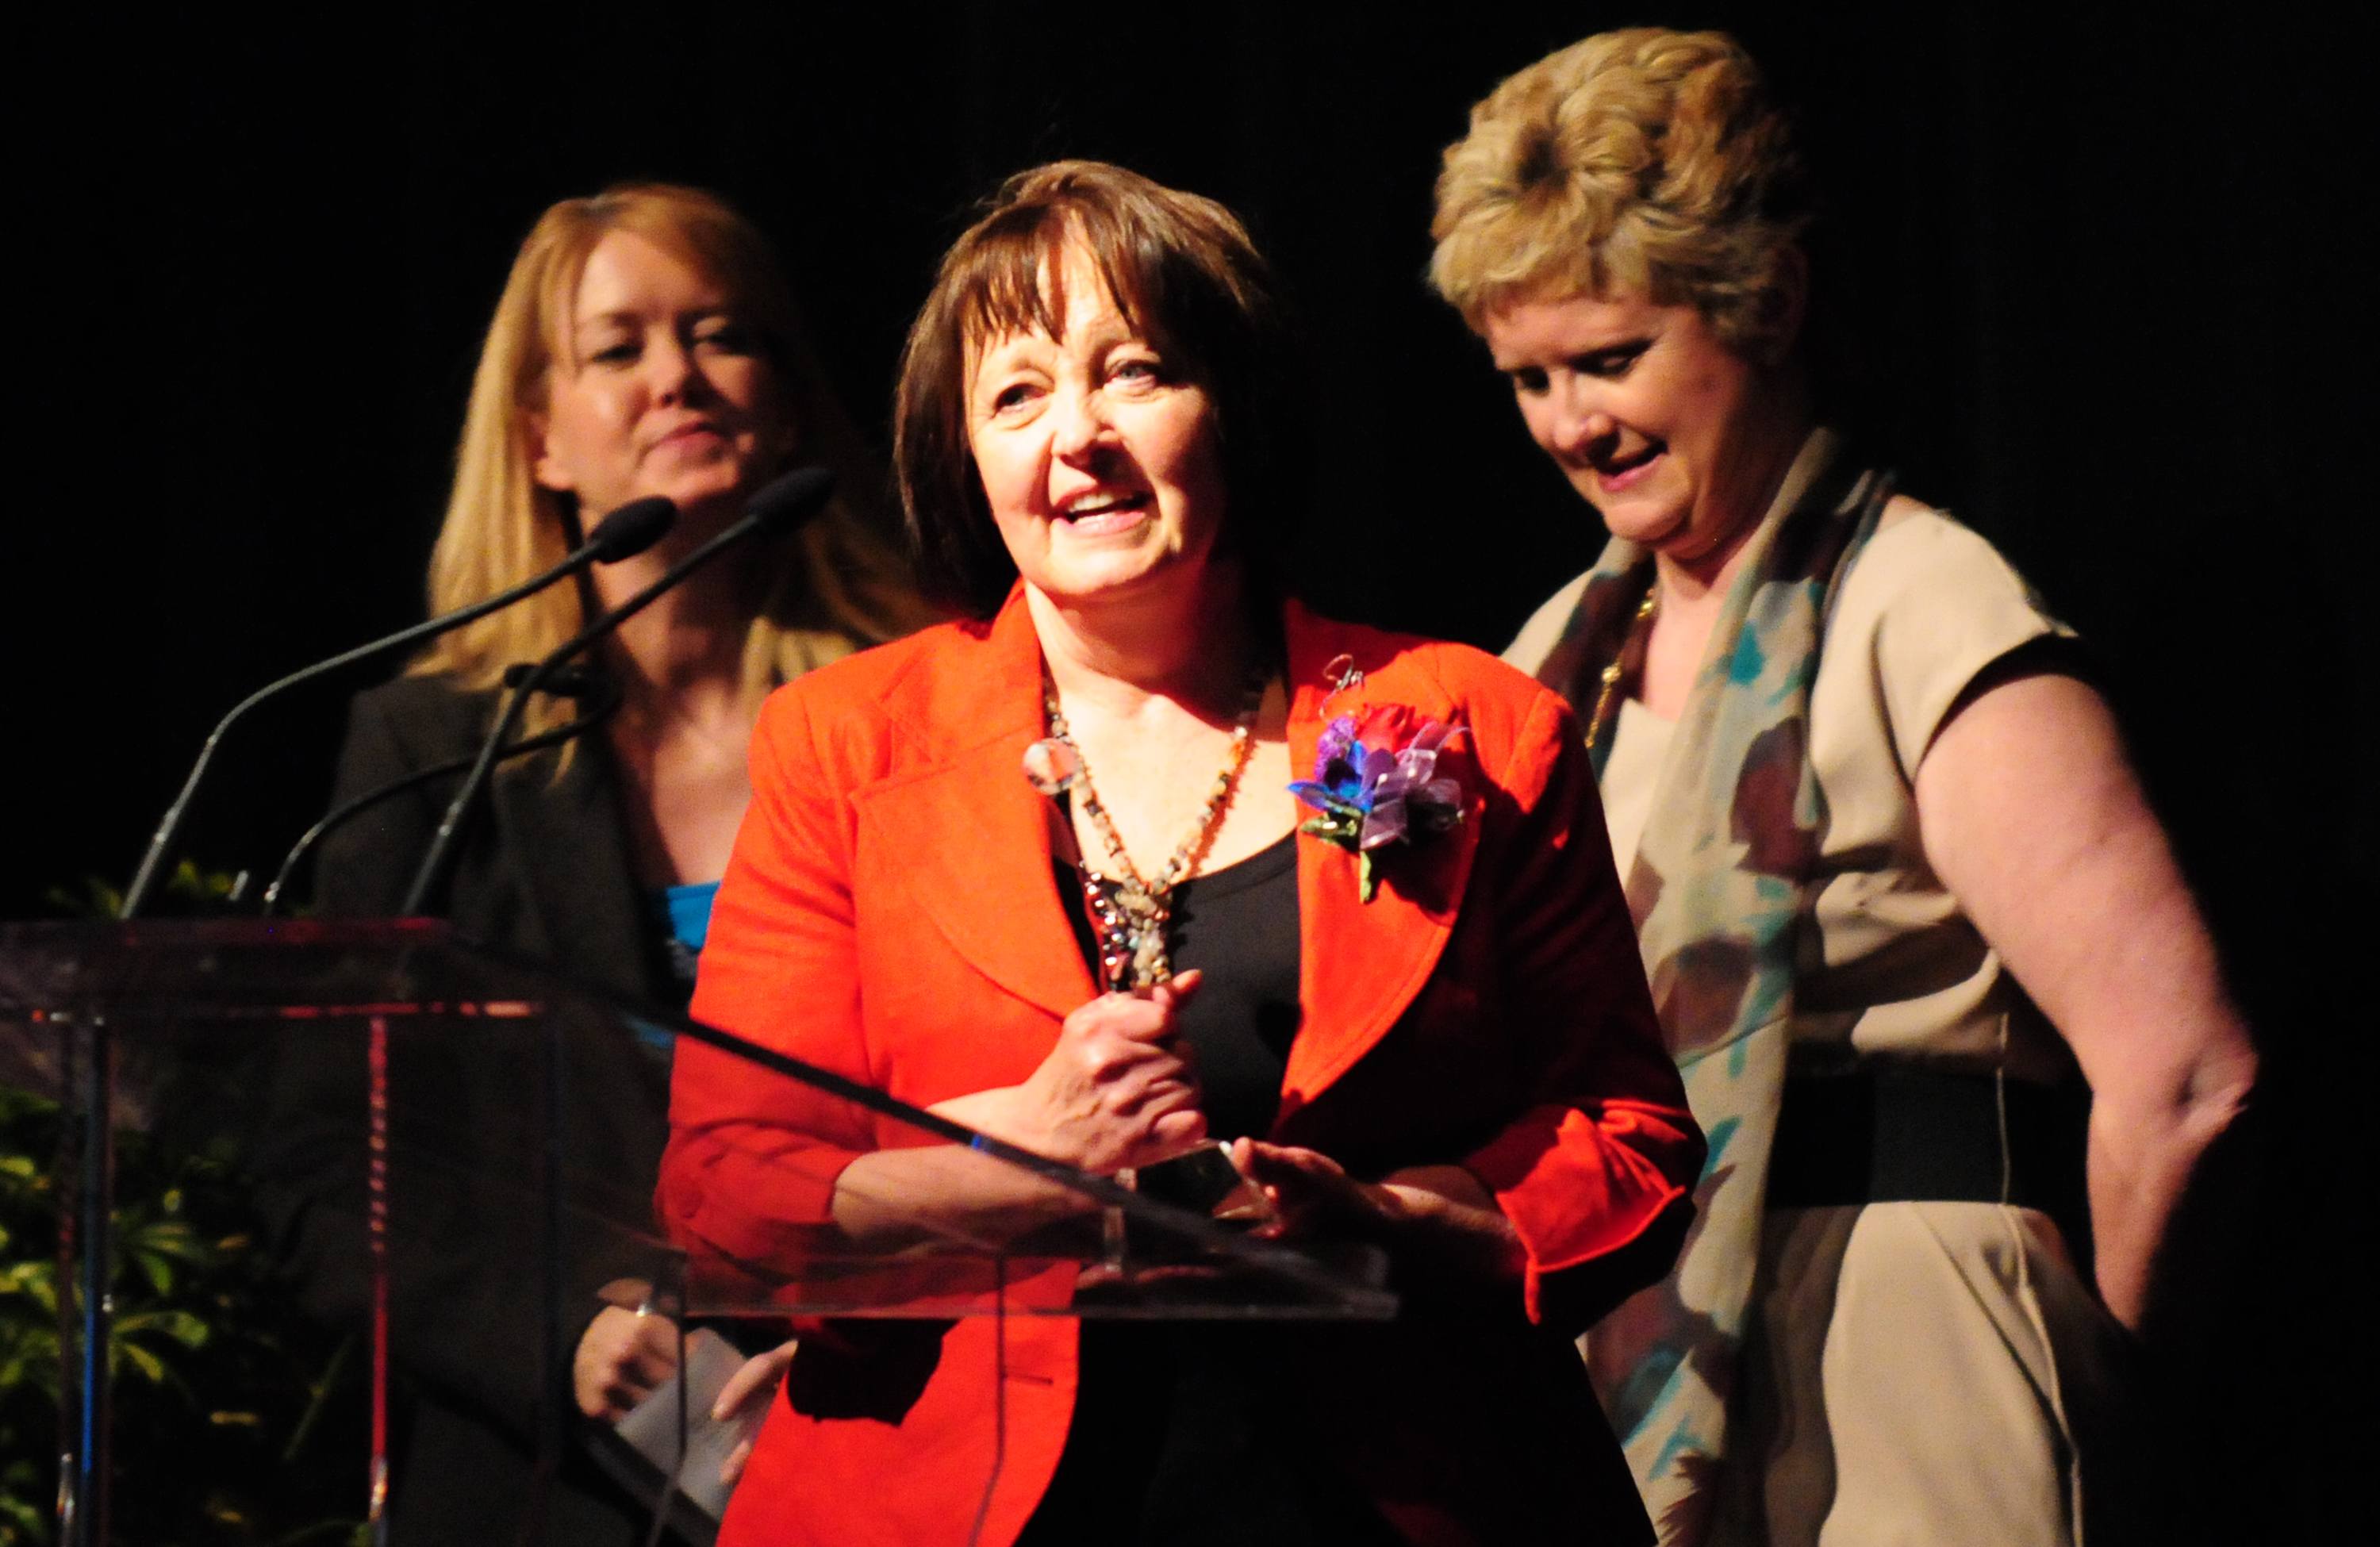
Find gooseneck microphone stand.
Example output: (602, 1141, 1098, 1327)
(117, 496, 674, 921)
(401, 466, 833, 916)
(255, 666, 620, 918)
(57, 498, 672, 1547)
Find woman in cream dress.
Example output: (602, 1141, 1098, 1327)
(1430, 27, 2255, 1546)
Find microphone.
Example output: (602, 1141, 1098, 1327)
(573, 497, 679, 561)
(398, 468, 835, 916)
(117, 496, 676, 919)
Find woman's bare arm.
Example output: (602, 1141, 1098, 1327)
(1915, 670, 2256, 1332)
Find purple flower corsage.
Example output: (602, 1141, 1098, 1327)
(1290, 705, 1467, 902)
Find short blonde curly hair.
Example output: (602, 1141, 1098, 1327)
(1430, 27, 1809, 347)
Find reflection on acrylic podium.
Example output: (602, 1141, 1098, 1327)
(0, 919, 1393, 1545)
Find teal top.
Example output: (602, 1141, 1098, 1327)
(662, 879, 721, 953)
(643, 880, 722, 1046)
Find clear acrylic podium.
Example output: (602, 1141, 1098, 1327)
(0, 919, 1394, 1545)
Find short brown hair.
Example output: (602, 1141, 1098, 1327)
(893, 160, 1300, 616)
(1430, 28, 1810, 348)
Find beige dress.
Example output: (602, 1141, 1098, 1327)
(1510, 472, 2130, 1546)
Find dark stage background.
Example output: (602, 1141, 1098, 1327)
(13, 2, 2367, 1535)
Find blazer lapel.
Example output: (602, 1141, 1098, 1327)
(1278, 607, 1481, 1120)
(493, 742, 653, 1003)
(850, 597, 1096, 1022)
(831, 597, 1490, 1088)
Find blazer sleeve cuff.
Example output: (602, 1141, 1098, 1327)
(660, 1134, 869, 1284)
(1464, 1102, 1699, 1332)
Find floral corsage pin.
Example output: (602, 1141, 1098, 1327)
(1290, 684, 1467, 903)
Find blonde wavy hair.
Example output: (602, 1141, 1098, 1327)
(1430, 28, 1810, 347)
(413, 182, 935, 737)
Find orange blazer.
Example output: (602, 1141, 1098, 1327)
(664, 593, 1701, 1547)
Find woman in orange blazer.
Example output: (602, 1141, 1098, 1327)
(662, 161, 1703, 1547)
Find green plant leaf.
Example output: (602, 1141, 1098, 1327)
(131, 1249, 173, 1297)
(113, 1338, 166, 1384)
(43, 873, 123, 919)
(118, 1307, 210, 1349)
(0, 1490, 52, 1546)
(0, 1263, 56, 1317)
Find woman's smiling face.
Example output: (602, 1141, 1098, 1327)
(532, 228, 793, 528)
(1483, 289, 1798, 578)
(964, 241, 1228, 612)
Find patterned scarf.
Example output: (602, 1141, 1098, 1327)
(1542, 441, 1888, 1544)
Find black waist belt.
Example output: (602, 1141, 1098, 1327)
(1766, 1065, 2089, 1230)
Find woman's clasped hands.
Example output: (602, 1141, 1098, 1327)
(973, 969, 1209, 1175)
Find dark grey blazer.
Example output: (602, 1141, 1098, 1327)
(251, 674, 688, 1546)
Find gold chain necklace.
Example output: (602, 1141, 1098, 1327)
(1584, 587, 1660, 753)
(1036, 669, 1266, 990)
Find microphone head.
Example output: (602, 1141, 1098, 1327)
(747, 466, 837, 534)
(501, 661, 608, 697)
(585, 496, 678, 561)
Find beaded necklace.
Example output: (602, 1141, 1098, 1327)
(1031, 667, 1267, 990)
